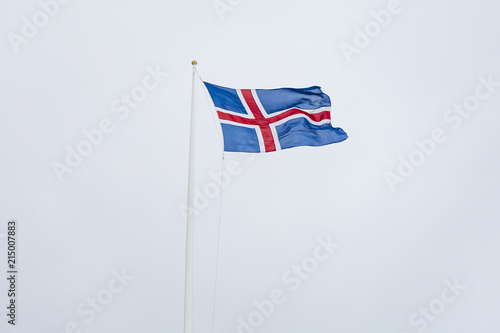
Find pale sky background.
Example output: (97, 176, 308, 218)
(1, 0, 500, 332)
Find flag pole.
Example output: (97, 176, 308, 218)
(184, 60, 198, 333)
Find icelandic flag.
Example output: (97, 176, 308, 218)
(204, 82, 348, 153)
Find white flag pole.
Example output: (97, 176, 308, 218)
(184, 60, 198, 333)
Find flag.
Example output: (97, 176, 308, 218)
(204, 81, 348, 153)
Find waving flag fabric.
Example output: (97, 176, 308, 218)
(204, 81, 348, 153)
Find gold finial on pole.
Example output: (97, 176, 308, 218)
(191, 60, 197, 65)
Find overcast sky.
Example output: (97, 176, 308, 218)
(1, 0, 500, 332)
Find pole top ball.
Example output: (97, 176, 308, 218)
(191, 60, 197, 65)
